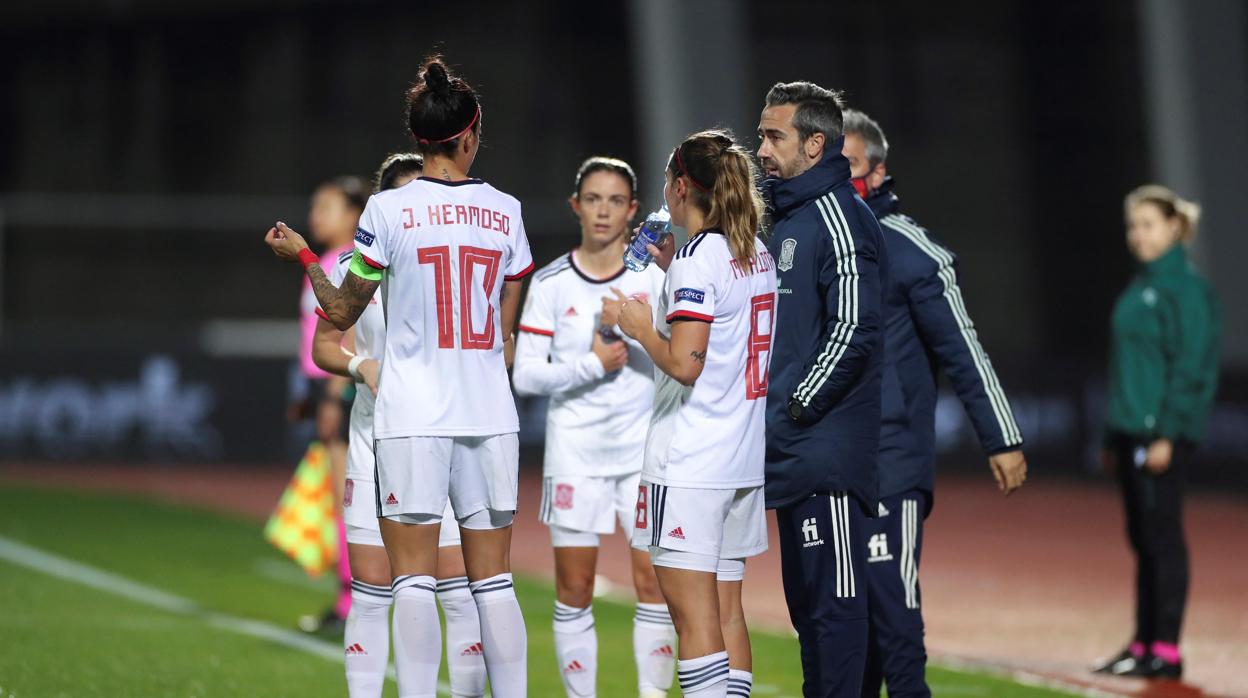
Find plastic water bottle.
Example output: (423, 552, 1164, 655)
(623, 205, 672, 272)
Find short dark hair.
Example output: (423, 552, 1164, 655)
(573, 156, 637, 198)
(374, 152, 424, 193)
(841, 110, 889, 166)
(764, 81, 846, 144)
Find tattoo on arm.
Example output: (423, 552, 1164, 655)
(690, 350, 706, 365)
(307, 264, 378, 330)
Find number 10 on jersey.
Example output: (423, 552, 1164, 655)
(417, 245, 503, 350)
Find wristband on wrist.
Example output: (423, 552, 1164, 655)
(297, 248, 319, 270)
(347, 355, 366, 382)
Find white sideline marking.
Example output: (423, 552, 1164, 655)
(0, 536, 453, 696)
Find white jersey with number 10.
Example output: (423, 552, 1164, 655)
(643, 231, 777, 489)
(353, 177, 534, 439)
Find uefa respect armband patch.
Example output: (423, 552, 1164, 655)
(674, 287, 705, 304)
(354, 227, 375, 246)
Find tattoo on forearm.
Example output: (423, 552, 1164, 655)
(308, 263, 376, 328)
(690, 350, 706, 365)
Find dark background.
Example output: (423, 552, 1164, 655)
(0, 0, 1243, 484)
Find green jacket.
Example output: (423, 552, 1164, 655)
(1105, 245, 1220, 443)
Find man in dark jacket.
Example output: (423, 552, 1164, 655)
(841, 109, 1028, 697)
(759, 82, 887, 698)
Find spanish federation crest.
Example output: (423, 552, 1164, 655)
(778, 238, 797, 272)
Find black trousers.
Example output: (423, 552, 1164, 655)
(861, 490, 930, 698)
(1113, 436, 1191, 646)
(777, 492, 869, 698)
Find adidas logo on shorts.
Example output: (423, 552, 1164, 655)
(385, 492, 398, 506)
(345, 643, 367, 656)
(564, 306, 578, 317)
(667, 527, 685, 540)
(461, 642, 484, 657)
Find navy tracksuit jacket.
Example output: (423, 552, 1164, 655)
(861, 178, 1024, 698)
(763, 142, 887, 698)
(763, 143, 886, 514)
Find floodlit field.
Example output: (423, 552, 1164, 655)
(0, 487, 1079, 697)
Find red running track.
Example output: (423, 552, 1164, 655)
(3, 462, 1244, 697)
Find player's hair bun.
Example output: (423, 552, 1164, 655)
(422, 59, 451, 96)
(406, 54, 480, 152)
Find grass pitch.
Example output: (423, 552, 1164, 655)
(0, 486, 1076, 697)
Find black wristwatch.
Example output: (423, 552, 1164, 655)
(787, 399, 804, 422)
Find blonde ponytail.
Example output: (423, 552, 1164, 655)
(669, 129, 765, 270)
(1125, 184, 1202, 245)
(708, 147, 765, 270)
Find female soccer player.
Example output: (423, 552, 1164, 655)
(266, 57, 533, 697)
(512, 157, 674, 698)
(297, 175, 368, 635)
(311, 152, 485, 698)
(617, 130, 777, 698)
(1095, 185, 1219, 680)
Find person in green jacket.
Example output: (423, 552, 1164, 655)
(1095, 185, 1220, 681)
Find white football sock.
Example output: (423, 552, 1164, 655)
(633, 602, 676, 696)
(391, 575, 442, 698)
(553, 601, 597, 697)
(469, 573, 527, 697)
(677, 651, 730, 696)
(727, 668, 753, 697)
(437, 576, 486, 698)
(344, 581, 392, 698)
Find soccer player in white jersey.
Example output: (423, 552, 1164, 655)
(512, 156, 675, 698)
(309, 153, 486, 698)
(617, 130, 778, 698)
(266, 57, 533, 698)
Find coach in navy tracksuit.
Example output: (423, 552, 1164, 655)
(758, 82, 887, 698)
(841, 110, 1029, 697)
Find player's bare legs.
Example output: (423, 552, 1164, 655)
(653, 566, 723, 657)
(348, 542, 391, 588)
(460, 524, 526, 697)
(459, 525, 512, 580)
(554, 546, 598, 607)
(551, 546, 599, 697)
(437, 545, 486, 698)
(717, 579, 754, 696)
(380, 519, 443, 697)
(630, 547, 664, 604)
(380, 518, 442, 575)
(653, 566, 729, 696)
(717, 580, 750, 669)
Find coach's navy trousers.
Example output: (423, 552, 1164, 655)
(861, 490, 930, 697)
(777, 492, 869, 698)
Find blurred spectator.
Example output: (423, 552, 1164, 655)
(1096, 185, 1220, 679)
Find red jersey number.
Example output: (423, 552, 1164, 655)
(417, 245, 503, 350)
(745, 293, 775, 400)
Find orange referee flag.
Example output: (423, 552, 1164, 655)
(263, 442, 339, 577)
